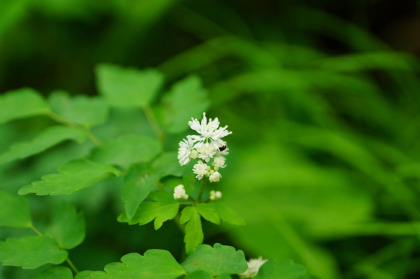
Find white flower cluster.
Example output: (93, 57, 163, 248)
(210, 190, 222, 201)
(173, 185, 188, 200)
(239, 257, 268, 278)
(178, 112, 231, 185)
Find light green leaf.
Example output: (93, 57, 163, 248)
(0, 190, 32, 228)
(197, 203, 220, 224)
(49, 91, 109, 128)
(0, 125, 86, 164)
(96, 64, 164, 108)
(35, 266, 73, 279)
(122, 164, 159, 219)
(182, 243, 247, 276)
(152, 152, 185, 178)
(0, 88, 50, 125)
(19, 159, 121, 196)
(185, 270, 213, 279)
(180, 206, 203, 254)
(46, 203, 85, 249)
(89, 134, 161, 168)
(118, 192, 179, 230)
(162, 75, 210, 133)
(0, 236, 67, 269)
(254, 260, 312, 279)
(75, 251, 185, 279)
(213, 201, 245, 226)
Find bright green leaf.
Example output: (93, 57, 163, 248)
(75, 251, 185, 279)
(162, 75, 210, 133)
(213, 201, 245, 226)
(185, 270, 213, 279)
(0, 125, 86, 164)
(180, 206, 203, 254)
(19, 159, 121, 196)
(0, 236, 67, 269)
(182, 243, 247, 276)
(254, 260, 312, 279)
(96, 64, 164, 108)
(35, 266, 73, 279)
(0, 88, 50, 125)
(197, 203, 220, 224)
(46, 203, 85, 249)
(49, 91, 109, 128)
(152, 152, 185, 178)
(122, 164, 159, 219)
(0, 190, 32, 228)
(89, 134, 161, 169)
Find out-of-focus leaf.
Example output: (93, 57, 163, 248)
(0, 236, 67, 269)
(19, 159, 121, 195)
(182, 243, 247, 276)
(184, 270, 213, 279)
(49, 91, 109, 128)
(75, 251, 185, 279)
(0, 125, 85, 164)
(0, 88, 50, 125)
(196, 203, 220, 224)
(213, 201, 245, 226)
(179, 206, 203, 254)
(162, 75, 210, 133)
(35, 266, 73, 279)
(152, 152, 185, 178)
(0, 190, 32, 228)
(96, 64, 163, 108)
(46, 203, 85, 249)
(254, 260, 312, 279)
(89, 134, 161, 169)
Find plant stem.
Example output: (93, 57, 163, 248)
(143, 105, 164, 143)
(198, 179, 206, 203)
(30, 225, 42, 236)
(66, 258, 79, 274)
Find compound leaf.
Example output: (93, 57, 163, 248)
(254, 260, 312, 279)
(213, 201, 245, 226)
(185, 270, 213, 279)
(35, 266, 73, 279)
(197, 203, 220, 225)
(180, 206, 203, 254)
(0, 190, 32, 228)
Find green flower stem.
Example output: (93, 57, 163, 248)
(30, 225, 42, 236)
(143, 105, 164, 143)
(198, 179, 206, 203)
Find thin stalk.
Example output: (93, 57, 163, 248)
(144, 105, 164, 143)
(30, 225, 42, 236)
(198, 179, 206, 203)
(66, 258, 79, 274)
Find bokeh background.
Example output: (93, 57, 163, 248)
(1, 0, 420, 278)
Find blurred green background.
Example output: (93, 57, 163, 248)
(1, 0, 420, 278)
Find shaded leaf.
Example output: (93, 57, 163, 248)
(197, 203, 220, 224)
(213, 201, 245, 226)
(75, 250, 185, 279)
(254, 260, 312, 279)
(46, 203, 85, 249)
(19, 159, 121, 195)
(89, 134, 161, 169)
(0, 190, 32, 228)
(96, 64, 164, 108)
(35, 266, 73, 279)
(185, 270, 213, 279)
(162, 75, 210, 133)
(180, 206, 203, 254)
(0, 125, 85, 164)
(0, 88, 50, 125)
(182, 243, 247, 276)
(0, 236, 67, 269)
(49, 91, 109, 128)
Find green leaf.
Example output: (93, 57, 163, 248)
(0, 236, 67, 269)
(254, 260, 312, 279)
(89, 134, 161, 169)
(75, 250, 185, 279)
(49, 91, 109, 128)
(122, 164, 159, 219)
(46, 203, 85, 249)
(180, 206, 203, 254)
(182, 243, 247, 276)
(96, 64, 164, 108)
(118, 192, 179, 230)
(0, 88, 50, 125)
(0, 190, 32, 228)
(0, 125, 86, 164)
(152, 152, 185, 178)
(185, 270, 213, 279)
(35, 266, 73, 279)
(162, 75, 210, 133)
(197, 203, 220, 224)
(213, 201, 245, 226)
(19, 159, 121, 196)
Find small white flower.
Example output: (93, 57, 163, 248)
(213, 156, 226, 168)
(198, 142, 217, 162)
(209, 171, 222, 183)
(239, 257, 267, 279)
(193, 161, 209, 180)
(173, 185, 189, 200)
(210, 190, 222, 200)
(178, 137, 194, 166)
(190, 149, 198, 159)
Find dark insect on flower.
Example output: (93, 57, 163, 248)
(218, 145, 227, 152)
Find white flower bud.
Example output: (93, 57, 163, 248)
(209, 171, 221, 183)
(173, 185, 188, 200)
(210, 190, 222, 200)
(213, 156, 226, 168)
(193, 161, 209, 180)
(190, 149, 198, 159)
(239, 257, 267, 279)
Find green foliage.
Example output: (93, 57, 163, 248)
(35, 267, 73, 279)
(196, 203, 220, 224)
(182, 243, 248, 276)
(254, 260, 312, 279)
(18, 159, 121, 195)
(0, 191, 32, 228)
(0, 236, 67, 269)
(180, 206, 203, 254)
